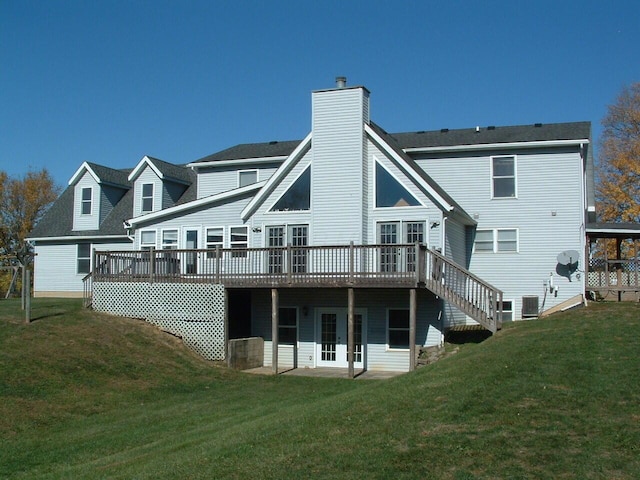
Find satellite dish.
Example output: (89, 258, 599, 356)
(557, 250, 580, 266)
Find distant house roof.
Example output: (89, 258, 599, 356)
(586, 223, 640, 239)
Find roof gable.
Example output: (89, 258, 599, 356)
(241, 133, 313, 221)
(366, 122, 473, 222)
(128, 156, 192, 185)
(68, 161, 130, 188)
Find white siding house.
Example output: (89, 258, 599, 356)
(29, 79, 596, 373)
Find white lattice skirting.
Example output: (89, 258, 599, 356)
(92, 282, 225, 360)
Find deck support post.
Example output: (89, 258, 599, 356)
(224, 288, 229, 366)
(616, 238, 622, 302)
(271, 288, 279, 374)
(409, 288, 416, 372)
(348, 287, 355, 379)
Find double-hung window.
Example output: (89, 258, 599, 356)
(141, 183, 154, 212)
(474, 228, 518, 253)
(388, 309, 410, 350)
(230, 226, 248, 257)
(81, 187, 92, 215)
(77, 243, 91, 274)
(161, 230, 178, 249)
(206, 227, 224, 258)
(140, 230, 157, 250)
(491, 155, 516, 198)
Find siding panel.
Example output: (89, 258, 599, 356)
(415, 148, 586, 319)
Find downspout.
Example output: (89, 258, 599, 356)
(441, 215, 448, 256)
(123, 220, 135, 242)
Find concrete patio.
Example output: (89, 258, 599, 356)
(242, 366, 405, 380)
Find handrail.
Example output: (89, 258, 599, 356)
(82, 272, 92, 308)
(424, 248, 503, 332)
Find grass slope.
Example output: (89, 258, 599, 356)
(1, 299, 638, 479)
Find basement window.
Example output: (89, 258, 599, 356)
(387, 309, 410, 350)
(500, 300, 513, 322)
(278, 307, 298, 345)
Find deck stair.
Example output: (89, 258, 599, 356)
(423, 248, 503, 333)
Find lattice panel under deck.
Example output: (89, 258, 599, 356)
(92, 282, 226, 360)
(147, 318, 225, 360)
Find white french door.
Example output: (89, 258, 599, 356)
(316, 308, 365, 368)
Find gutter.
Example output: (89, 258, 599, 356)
(26, 234, 131, 242)
(188, 156, 288, 169)
(404, 138, 590, 154)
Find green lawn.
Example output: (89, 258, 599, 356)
(1, 298, 638, 479)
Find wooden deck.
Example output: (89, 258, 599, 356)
(87, 243, 503, 332)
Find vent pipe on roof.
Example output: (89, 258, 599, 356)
(336, 76, 347, 88)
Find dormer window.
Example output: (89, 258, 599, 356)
(142, 183, 154, 212)
(81, 187, 92, 215)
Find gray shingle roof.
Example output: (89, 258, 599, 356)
(32, 120, 591, 239)
(192, 140, 302, 163)
(85, 162, 131, 187)
(29, 186, 133, 238)
(145, 156, 193, 184)
(391, 121, 591, 149)
(192, 121, 591, 163)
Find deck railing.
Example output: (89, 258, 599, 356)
(588, 257, 640, 291)
(91, 243, 421, 287)
(87, 243, 503, 332)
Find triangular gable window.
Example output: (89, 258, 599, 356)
(270, 166, 311, 212)
(375, 161, 420, 207)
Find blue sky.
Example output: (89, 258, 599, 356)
(1, 0, 639, 187)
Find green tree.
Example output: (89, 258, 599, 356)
(596, 82, 640, 223)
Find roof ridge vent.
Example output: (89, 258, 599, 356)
(487, 125, 496, 130)
(269, 141, 278, 145)
(534, 123, 543, 127)
(440, 128, 449, 133)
